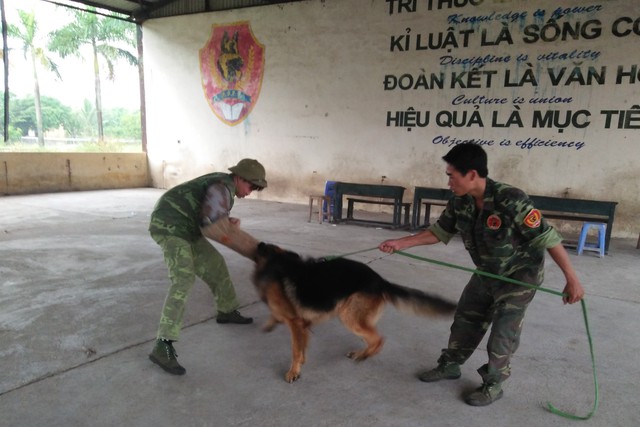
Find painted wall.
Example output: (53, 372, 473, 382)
(142, 0, 640, 237)
(0, 153, 149, 195)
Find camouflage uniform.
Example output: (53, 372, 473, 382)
(149, 172, 240, 341)
(429, 178, 562, 385)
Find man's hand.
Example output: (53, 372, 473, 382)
(379, 239, 402, 253)
(379, 230, 440, 254)
(562, 279, 585, 305)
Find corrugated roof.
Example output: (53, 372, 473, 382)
(45, 0, 304, 22)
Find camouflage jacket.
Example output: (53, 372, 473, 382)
(429, 178, 562, 283)
(148, 172, 236, 241)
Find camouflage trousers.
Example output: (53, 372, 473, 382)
(151, 233, 240, 341)
(439, 273, 537, 385)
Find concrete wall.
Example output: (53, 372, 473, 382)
(0, 153, 149, 195)
(142, 0, 640, 237)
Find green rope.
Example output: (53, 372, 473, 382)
(322, 247, 380, 261)
(545, 299, 598, 420)
(395, 250, 564, 295)
(328, 246, 598, 420)
(392, 250, 598, 420)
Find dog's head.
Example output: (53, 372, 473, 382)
(255, 241, 288, 259)
(253, 242, 299, 285)
(255, 241, 280, 260)
(254, 242, 302, 268)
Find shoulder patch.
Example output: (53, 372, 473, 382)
(523, 209, 542, 228)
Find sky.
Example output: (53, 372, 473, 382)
(1, 0, 140, 110)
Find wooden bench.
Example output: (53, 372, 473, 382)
(332, 182, 407, 228)
(347, 198, 411, 227)
(528, 195, 617, 254)
(411, 187, 618, 254)
(411, 186, 453, 229)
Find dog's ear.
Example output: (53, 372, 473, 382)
(257, 242, 267, 255)
(257, 242, 292, 258)
(257, 242, 280, 257)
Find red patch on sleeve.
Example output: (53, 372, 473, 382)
(523, 209, 541, 228)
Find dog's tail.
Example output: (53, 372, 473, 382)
(383, 282, 456, 317)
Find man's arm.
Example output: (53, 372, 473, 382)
(201, 183, 232, 225)
(200, 183, 258, 259)
(379, 229, 441, 253)
(547, 244, 585, 304)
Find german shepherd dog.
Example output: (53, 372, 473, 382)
(252, 242, 457, 383)
(217, 30, 243, 83)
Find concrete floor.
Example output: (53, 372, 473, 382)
(0, 189, 638, 427)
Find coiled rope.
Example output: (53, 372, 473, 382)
(328, 246, 598, 420)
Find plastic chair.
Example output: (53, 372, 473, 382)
(577, 222, 606, 257)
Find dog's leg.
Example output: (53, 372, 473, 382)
(345, 326, 384, 361)
(284, 317, 308, 383)
(341, 296, 385, 361)
(261, 282, 307, 382)
(300, 319, 311, 364)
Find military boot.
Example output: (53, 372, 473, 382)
(464, 382, 504, 406)
(418, 360, 461, 382)
(216, 309, 253, 324)
(149, 339, 186, 375)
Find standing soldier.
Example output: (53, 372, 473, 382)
(148, 158, 267, 375)
(379, 143, 584, 406)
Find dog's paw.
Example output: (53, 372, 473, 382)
(346, 351, 368, 362)
(285, 371, 300, 383)
(261, 318, 279, 332)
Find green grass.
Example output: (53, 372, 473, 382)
(0, 139, 142, 153)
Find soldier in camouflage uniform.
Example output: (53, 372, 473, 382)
(379, 143, 584, 406)
(148, 159, 267, 375)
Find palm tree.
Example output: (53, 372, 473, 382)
(75, 98, 97, 137)
(48, 8, 137, 142)
(8, 9, 60, 146)
(2, 0, 10, 143)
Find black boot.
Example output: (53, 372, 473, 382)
(216, 310, 253, 324)
(149, 339, 186, 375)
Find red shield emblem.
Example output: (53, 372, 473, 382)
(523, 209, 542, 228)
(486, 214, 502, 230)
(199, 22, 265, 126)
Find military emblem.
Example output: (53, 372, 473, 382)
(199, 22, 265, 126)
(486, 214, 502, 230)
(523, 208, 542, 228)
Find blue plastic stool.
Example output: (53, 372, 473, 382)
(577, 222, 606, 257)
(323, 180, 336, 221)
